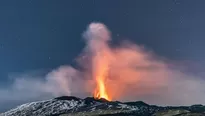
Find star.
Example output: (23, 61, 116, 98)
(173, 0, 181, 5)
(169, 8, 173, 12)
(179, 16, 183, 24)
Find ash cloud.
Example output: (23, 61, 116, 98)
(1, 22, 205, 111)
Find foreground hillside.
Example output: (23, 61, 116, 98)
(1, 96, 205, 116)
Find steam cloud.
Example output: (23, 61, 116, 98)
(1, 22, 205, 110)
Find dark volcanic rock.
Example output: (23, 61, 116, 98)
(125, 101, 149, 107)
(84, 97, 109, 104)
(55, 96, 81, 101)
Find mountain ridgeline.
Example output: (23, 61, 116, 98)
(1, 96, 205, 116)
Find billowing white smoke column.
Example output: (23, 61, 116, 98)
(1, 22, 205, 108)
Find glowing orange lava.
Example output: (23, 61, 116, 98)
(92, 49, 111, 101)
(94, 77, 110, 101)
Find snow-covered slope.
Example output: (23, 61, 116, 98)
(0, 96, 139, 116)
(1, 97, 84, 116)
(1, 96, 205, 116)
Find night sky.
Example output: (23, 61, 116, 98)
(1, 0, 205, 110)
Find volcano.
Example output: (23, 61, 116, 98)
(1, 96, 205, 116)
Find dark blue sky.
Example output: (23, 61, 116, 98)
(1, 0, 205, 84)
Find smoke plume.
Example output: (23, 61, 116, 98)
(1, 22, 205, 110)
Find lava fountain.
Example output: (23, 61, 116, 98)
(93, 49, 111, 101)
(84, 23, 112, 101)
